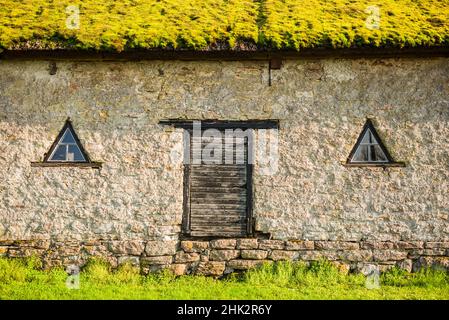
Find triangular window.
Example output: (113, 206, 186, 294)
(347, 119, 395, 164)
(44, 119, 90, 163)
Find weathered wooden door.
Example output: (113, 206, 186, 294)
(183, 130, 252, 237)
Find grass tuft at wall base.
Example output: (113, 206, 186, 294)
(1, 257, 448, 299)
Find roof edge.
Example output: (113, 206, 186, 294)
(1, 47, 448, 61)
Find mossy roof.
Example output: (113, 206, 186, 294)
(0, 0, 448, 51)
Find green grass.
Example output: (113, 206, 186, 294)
(0, 257, 448, 300)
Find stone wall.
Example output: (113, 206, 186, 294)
(0, 57, 448, 273)
(1, 239, 448, 275)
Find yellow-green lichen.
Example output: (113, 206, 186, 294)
(0, 0, 448, 51)
(260, 0, 449, 49)
(0, 0, 259, 51)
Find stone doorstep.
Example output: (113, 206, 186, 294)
(241, 249, 268, 260)
(180, 241, 209, 253)
(174, 251, 200, 263)
(210, 239, 237, 250)
(236, 239, 259, 249)
(209, 250, 240, 261)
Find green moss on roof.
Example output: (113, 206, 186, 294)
(261, 0, 449, 49)
(0, 0, 448, 51)
(0, 0, 259, 50)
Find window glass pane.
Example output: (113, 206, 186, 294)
(50, 145, 67, 161)
(68, 144, 86, 162)
(372, 145, 388, 162)
(61, 129, 76, 143)
(352, 145, 369, 162)
(360, 130, 371, 144)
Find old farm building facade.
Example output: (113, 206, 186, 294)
(0, 1, 448, 275)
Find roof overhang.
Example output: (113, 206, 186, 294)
(1, 47, 448, 61)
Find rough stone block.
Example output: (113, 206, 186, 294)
(396, 259, 413, 272)
(117, 256, 140, 267)
(62, 256, 86, 266)
(169, 263, 187, 276)
(377, 264, 396, 273)
(195, 261, 225, 276)
(393, 241, 424, 250)
(0, 246, 8, 255)
(209, 250, 240, 261)
(174, 251, 200, 263)
(210, 239, 237, 249)
(236, 239, 258, 249)
(412, 257, 433, 272)
(285, 240, 314, 250)
(145, 240, 177, 256)
(227, 259, 270, 270)
(8, 248, 46, 258)
(298, 250, 338, 261)
(425, 242, 449, 249)
(23, 240, 50, 250)
(108, 240, 145, 255)
(338, 250, 373, 262)
(360, 241, 395, 250)
(315, 241, 359, 250)
(142, 264, 171, 274)
(269, 250, 299, 261)
(258, 240, 284, 250)
(373, 250, 408, 262)
(433, 257, 449, 270)
(181, 241, 209, 253)
(82, 243, 110, 256)
(55, 246, 80, 257)
(412, 249, 447, 257)
(141, 256, 173, 265)
(241, 250, 268, 260)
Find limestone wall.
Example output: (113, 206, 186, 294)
(0, 57, 448, 272)
(1, 239, 448, 274)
